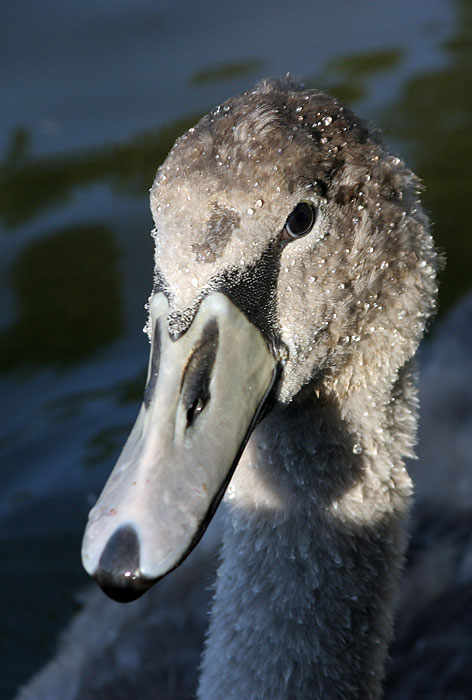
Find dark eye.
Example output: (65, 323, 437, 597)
(283, 202, 317, 240)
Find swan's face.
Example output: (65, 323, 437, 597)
(150, 88, 431, 401)
(82, 82, 436, 601)
(150, 93, 361, 401)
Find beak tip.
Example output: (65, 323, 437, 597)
(92, 524, 155, 603)
(93, 570, 153, 603)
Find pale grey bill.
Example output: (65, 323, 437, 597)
(81, 292, 278, 600)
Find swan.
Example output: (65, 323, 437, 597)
(17, 286, 472, 700)
(21, 77, 442, 699)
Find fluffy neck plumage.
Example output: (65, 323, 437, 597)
(198, 370, 414, 700)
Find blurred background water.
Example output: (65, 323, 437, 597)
(1, 0, 471, 696)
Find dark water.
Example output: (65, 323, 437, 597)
(1, 0, 471, 696)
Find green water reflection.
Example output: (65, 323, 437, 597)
(0, 225, 122, 369)
(188, 57, 263, 85)
(307, 47, 405, 104)
(382, 0, 472, 309)
(0, 116, 199, 229)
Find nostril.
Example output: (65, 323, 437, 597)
(186, 396, 206, 426)
(183, 319, 218, 428)
(95, 525, 152, 603)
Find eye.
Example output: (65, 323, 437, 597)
(282, 202, 317, 240)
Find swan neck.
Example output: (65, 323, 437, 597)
(198, 389, 412, 700)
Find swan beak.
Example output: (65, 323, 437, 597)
(81, 292, 279, 602)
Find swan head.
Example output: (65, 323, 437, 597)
(82, 78, 437, 601)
